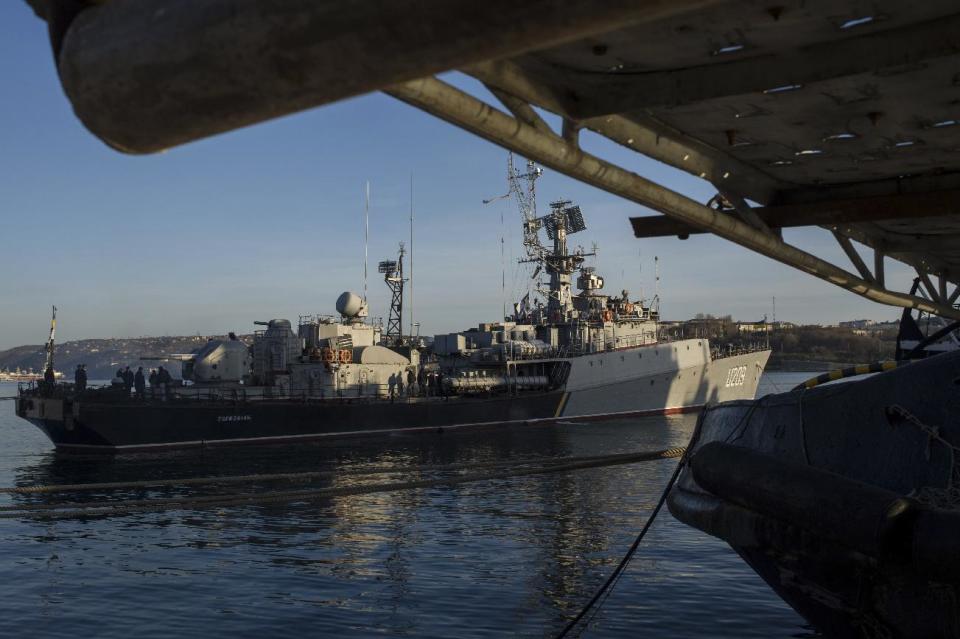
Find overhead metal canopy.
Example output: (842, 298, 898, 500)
(25, 0, 960, 318)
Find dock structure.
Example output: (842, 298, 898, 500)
(23, 0, 960, 317)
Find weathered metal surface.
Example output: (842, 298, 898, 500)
(51, 0, 719, 153)
(387, 77, 960, 320)
(669, 351, 960, 638)
(690, 442, 916, 557)
(630, 189, 960, 237)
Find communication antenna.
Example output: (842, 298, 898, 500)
(501, 210, 506, 321)
(409, 172, 414, 340)
(363, 181, 370, 302)
(655, 255, 660, 298)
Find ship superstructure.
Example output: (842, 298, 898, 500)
(15, 159, 770, 452)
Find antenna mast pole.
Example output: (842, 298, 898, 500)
(364, 181, 370, 302)
(501, 210, 506, 321)
(45, 305, 57, 374)
(409, 172, 414, 340)
(655, 256, 660, 299)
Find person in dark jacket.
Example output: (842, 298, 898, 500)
(157, 366, 172, 400)
(122, 366, 135, 395)
(73, 364, 87, 392)
(417, 367, 426, 397)
(148, 369, 158, 399)
(134, 367, 146, 399)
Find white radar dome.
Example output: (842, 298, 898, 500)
(336, 291, 365, 318)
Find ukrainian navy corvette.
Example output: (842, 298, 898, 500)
(16, 159, 769, 452)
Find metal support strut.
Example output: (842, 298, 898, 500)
(386, 77, 960, 320)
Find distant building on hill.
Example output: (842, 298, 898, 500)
(737, 320, 771, 335)
(839, 319, 875, 329)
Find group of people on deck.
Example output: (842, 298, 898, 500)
(387, 368, 445, 400)
(98, 365, 173, 399)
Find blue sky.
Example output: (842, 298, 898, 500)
(0, 3, 910, 349)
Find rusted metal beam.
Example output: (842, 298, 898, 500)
(561, 118, 581, 148)
(485, 86, 556, 138)
(466, 60, 785, 205)
(918, 270, 941, 303)
(874, 249, 886, 289)
(832, 223, 956, 283)
(833, 232, 875, 284)
(716, 188, 774, 236)
(630, 188, 960, 238)
(52, 0, 721, 153)
(386, 76, 960, 320)
(948, 284, 960, 306)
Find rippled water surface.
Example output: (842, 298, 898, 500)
(0, 374, 817, 638)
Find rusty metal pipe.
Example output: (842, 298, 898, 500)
(54, 0, 720, 153)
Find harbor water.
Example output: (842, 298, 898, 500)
(0, 374, 817, 638)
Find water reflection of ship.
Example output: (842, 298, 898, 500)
(11, 421, 690, 630)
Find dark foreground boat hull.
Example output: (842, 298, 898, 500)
(17, 391, 571, 452)
(669, 351, 960, 639)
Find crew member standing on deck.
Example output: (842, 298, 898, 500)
(122, 366, 135, 396)
(134, 367, 146, 400)
(417, 367, 426, 397)
(157, 366, 171, 400)
(406, 369, 416, 397)
(77, 364, 87, 392)
(148, 369, 158, 399)
(74, 364, 82, 388)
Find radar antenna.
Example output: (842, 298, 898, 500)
(379, 243, 407, 345)
(483, 152, 545, 262)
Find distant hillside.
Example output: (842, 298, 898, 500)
(0, 335, 251, 380)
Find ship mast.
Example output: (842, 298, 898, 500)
(44, 305, 57, 374)
(379, 244, 406, 345)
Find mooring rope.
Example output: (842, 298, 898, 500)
(0, 447, 686, 520)
(552, 413, 706, 639)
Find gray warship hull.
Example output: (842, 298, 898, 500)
(17, 343, 769, 452)
(668, 350, 960, 638)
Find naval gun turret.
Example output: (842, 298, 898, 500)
(142, 333, 251, 385)
(182, 337, 250, 384)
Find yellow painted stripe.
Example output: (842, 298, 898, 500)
(829, 370, 843, 381)
(554, 392, 570, 418)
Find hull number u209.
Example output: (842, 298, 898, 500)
(724, 365, 747, 388)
